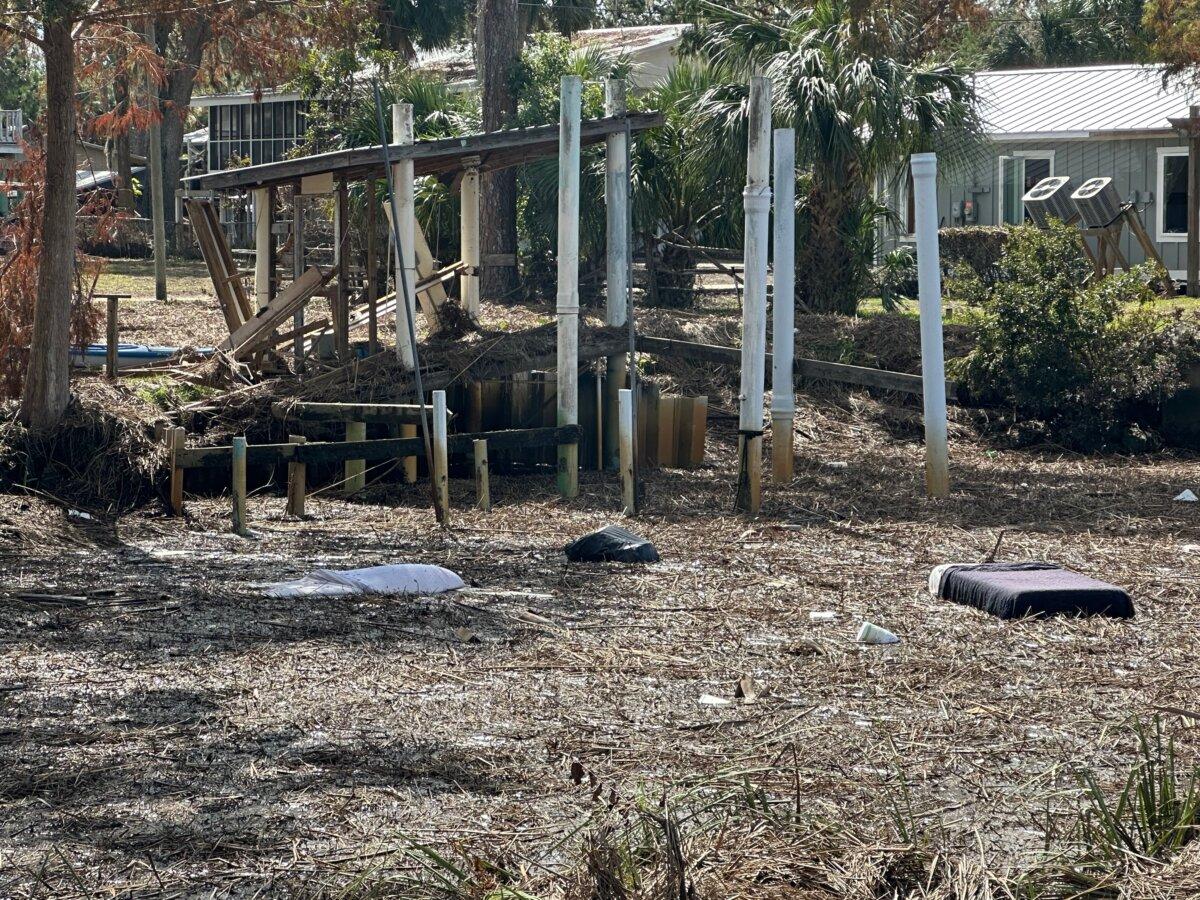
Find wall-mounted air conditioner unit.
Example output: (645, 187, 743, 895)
(1022, 176, 1075, 227)
(1071, 178, 1123, 228)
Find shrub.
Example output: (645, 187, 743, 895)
(950, 221, 1200, 450)
(939, 226, 1008, 285)
(873, 247, 917, 310)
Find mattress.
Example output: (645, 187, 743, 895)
(929, 562, 1134, 620)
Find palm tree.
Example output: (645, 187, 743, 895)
(692, 0, 980, 314)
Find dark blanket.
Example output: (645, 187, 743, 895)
(937, 562, 1134, 620)
(564, 525, 660, 564)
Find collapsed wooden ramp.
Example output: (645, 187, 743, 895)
(185, 199, 255, 333)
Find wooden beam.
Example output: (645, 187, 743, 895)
(272, 401, 446, 424)
(335, 177, 351, 361)
(474, 439, 490, 512)
(231, 436, 248, 535)
(105, 295, 119, 379)
(219, 266, 326, 358)
(176, 426, 583, 470)
(286, 435, 306, 517)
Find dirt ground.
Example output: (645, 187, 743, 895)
(3, 262, 1200, 896)
(2, 383, 1199, 896)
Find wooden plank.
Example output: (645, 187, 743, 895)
(205, 201, 255, 323)
(657, 396, 678, 467)
(474, 439, 490, 512)
(185, 199, 243, 333)
(344, 420, 366, 495)
(231, 436, 248, 535)
(675, 396, 694, 469)
(185, 113, 665, 192)
(636, 335, 956, 398)
(688, 395, 708, 468)
(271, 401, 442, 424)
(639, 382, 660, 468)
(168, 426, 185, 516)
(176, 425, 583, 470)
(105, 295, 118, 379)
(220, 266, 326, 358)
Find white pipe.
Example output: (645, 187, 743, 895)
(556, 75, 583, 499)
(739, 76, 772, 435)
(618, 387, 634, 514)
(911, 152, 950, 498)
(392, 102, 417, 368)
(771, 128, 795, 421)
(604, 79, 629, 327)
(460, 156, 481, 320)
(433, 389, 450, 519)
(253, 187, 271, 312)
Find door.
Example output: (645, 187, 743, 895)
(999, 153, 1053, 225)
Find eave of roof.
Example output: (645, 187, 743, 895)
(183, 112, 663, 192)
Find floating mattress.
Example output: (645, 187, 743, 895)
(929, 562, 1134, 620)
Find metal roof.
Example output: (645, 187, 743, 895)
(975, 64, 1199, 139)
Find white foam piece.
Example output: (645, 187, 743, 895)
(264, 563, 465, 599)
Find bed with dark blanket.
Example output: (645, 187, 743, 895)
(929, 562, 1134, 619)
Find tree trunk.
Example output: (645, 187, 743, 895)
(475, 0, 520, 300)
(157, 18, 209, 248)
(20, 18, 76, 430)
(113, 74, 137, 213)
(797, 170, 869, 315)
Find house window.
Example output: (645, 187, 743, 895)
(999, 151, 1053, 225)
(1158, 148, 1188, 242)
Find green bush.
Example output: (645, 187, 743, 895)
(939, 226, 1008, 285)
(950, 221, 1200, 450)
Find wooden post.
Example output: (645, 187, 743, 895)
(432, 390, 450, 524)
(286, 434, 306, 517)
(556, 76, 583, 499)
(344, 420, 366, 494)
(168, 426, 185, 516)
(474, 439, 490, 512)
(1190, 105, 1199, 298)
(400, 423, 417, 483)
(292, 188, 306, 366)
(334, 177, 351, 361)
(105, 295, 119, 379)
(771, 128, 796, 483)
(253, 186, 272, 312)
(689, 395, 708, 468)
(595, 367, 604, 470)
(366, 179, 379, 353)
(461, 156, 481, 320)
(393, 102, 417, 368)
(231, 435, 248, 535)
(735, 76, 772, 515)
(145, 20, 167, 302)
(603, 78, 629, 471)
(619, 388, 635, 514)
(911, 153, 950, 498)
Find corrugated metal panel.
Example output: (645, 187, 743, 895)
(976, 64, 1198, 137)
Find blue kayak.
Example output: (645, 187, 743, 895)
(70, 343, 213, 370)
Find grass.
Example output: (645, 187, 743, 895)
(93, 257, 213, 300)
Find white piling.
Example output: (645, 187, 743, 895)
(618, 388, 635, 514)
(253, 187, 272, 312)
(911, 152, 950, 498)
(556, 75, 583, 499)
(231, 436, 248, 535)
(392, 102, 417, 368)
(603, 78, 630, 470)
(460, 157, 481, 320)
(432, 390, 450, 522)
(736, 76, 772, 514)
(771, 128, 796, 483)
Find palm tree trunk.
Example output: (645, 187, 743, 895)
(476, 0, 520, 300)
(20, 16, 76, 431)
(798, 176, 868, 315)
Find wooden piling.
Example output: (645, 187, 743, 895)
(344, 420, 366, 494)
(603, 78, 629, 470)
(366, 179, 379, 353)
(461, 157, 481, 320)
(474, 439, 490, 512)
(105, 295, 119, 379)
(771, 128, 796, 483)
(392, 102, 417, 368)
(168, 426, 185, 516)
(400, 423, 417, 483)
(286, 434, 306, 517)
(432, 390, 450, 524)
(619, 388, 635, 514)
(231, 436, 248, 535)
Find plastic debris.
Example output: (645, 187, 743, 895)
(264, 563, 464, 599)
(1175, 489, 1198, 502)
(564, 525, 660, 563)
(809, 610, 836, 622)
(856, 622, 900, 645)
(698, 693, 733, 707)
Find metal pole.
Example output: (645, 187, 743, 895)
(911, 152, 950, 498)
(1189, 105, 1199, 298)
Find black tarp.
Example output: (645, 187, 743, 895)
(564, 525, 660, 563)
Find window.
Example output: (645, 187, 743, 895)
(999, 151, 1054, 225)
(1157, 147, 1188, 242)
